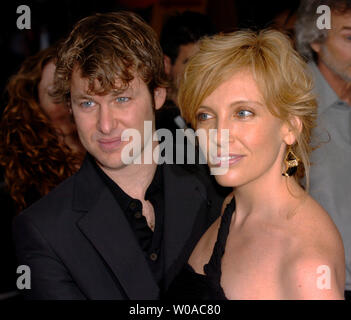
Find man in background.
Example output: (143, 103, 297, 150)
(157, 11, 216, 132)
(296, 0, 351, 300)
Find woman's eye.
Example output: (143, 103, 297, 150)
(81, 100, 95, 108)
(237, 110, 253, 118)
(116, 97, 130, 103)
(197, 113, 212, 121)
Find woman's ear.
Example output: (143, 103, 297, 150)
(154, 87, 167, 110)
(282, 116, 302, 145)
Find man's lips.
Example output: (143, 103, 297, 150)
(97, 137, 122, 151)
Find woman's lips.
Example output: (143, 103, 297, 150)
(98, 138, 122, 151)
(210, 154, 244, 167)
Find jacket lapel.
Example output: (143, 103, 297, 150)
(162, 165, 209, 277)
(74, 156, 159, 299)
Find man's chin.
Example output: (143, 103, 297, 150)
(95, 158, 127, 171)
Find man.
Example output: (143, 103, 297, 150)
(156, 11, 216, 132)
(296, 0, 351, 300)
(13, 12, 226, 299)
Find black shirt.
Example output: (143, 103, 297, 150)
(91, 155, 165, 285)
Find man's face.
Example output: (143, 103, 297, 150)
(167, 42, 199, 104)
(70, 68, 165, 171)
(313, 10, 351, 82)
(171, 42, 199, 89)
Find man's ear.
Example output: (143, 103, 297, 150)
(164, 55, 172, 76)
(154, 87, 167, 110)
(282, 116, 302, 145)
(311, 42, 321, 54)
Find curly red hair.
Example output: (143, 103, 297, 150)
(0, 45, 84, 213)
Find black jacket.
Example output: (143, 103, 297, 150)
(13, 156, 226, 299)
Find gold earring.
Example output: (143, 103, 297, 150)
(282, 145, 299, 177)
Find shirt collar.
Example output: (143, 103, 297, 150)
(89, 154, 163, 211)
(308, 61, 340, 114)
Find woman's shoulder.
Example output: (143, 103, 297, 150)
(292, 195, 344, 255)
(280, 195, 345, 299)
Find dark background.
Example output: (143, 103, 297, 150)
(0, 0, 301, 109)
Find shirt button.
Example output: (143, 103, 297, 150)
(129, 201, 137, 210)
(150, 253, 158, 261)
(134, 211, 142, 219)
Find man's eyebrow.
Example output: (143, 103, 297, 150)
(111, 84, 134, 94)
(71, 94, 93, 100)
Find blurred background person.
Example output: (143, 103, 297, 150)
(270, 1, 299, 44)
(295, 0, 351, 300)
(160, 11, 216, 107)
(157, 11, 216, 133)
(0, 44, 85, 213)
(155, 11, 217, 165)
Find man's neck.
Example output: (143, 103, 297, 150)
(101, 161, 158, 200)
(318, 60, 351, 105)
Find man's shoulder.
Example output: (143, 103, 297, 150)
(14, 173, 78, 229)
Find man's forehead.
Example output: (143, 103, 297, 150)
(71, 67, 142, 95)
(331, 10, 351, 29)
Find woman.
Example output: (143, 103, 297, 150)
(166, 29, 345, 299)
(0, 44, 85, 213)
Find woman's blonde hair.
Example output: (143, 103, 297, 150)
(178, 29, 317, 188)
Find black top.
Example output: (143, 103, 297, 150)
(91, 155, 165, 285)
(163, 197, 235, 300)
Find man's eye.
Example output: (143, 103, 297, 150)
(116, 97, 130, 103)
(197, 113, 212, 121)
(81, 101, 95, 108)
(237, 110, 253, 118)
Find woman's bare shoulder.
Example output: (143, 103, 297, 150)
(294, 195, 344, 254)
(280, 195, 345, 299)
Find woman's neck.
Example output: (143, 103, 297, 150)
(232, 168, 305, 226)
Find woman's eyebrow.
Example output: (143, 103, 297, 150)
(229, 100, 263, 107)
(199, 100, 263, 110)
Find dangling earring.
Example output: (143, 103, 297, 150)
(282, 145, 299, 177)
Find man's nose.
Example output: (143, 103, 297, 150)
(97, 105, 117, 134)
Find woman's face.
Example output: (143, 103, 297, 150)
(196, 70, 292, 188)
(38, 61, 75, 135)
